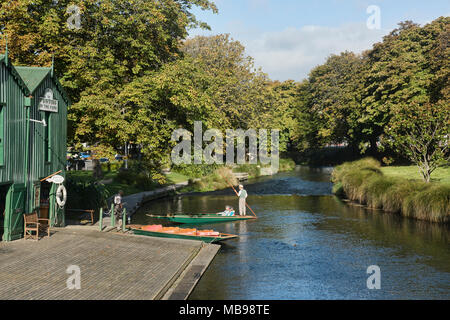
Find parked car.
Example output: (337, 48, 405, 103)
(80, 152, 91, 159)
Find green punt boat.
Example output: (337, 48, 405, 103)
(128, 225, 238, 243)
(146, 214, 257, 224)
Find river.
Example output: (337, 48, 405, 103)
(133, 166, 450, 300)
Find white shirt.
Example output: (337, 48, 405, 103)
(238, 190, 247, 199)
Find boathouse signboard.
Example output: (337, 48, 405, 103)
(39, 88, 58, 113)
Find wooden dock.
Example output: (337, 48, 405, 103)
(0, 227, 219, 300)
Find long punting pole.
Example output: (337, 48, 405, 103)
(223, 175, 257, 218)
(40, 170, 63, 182)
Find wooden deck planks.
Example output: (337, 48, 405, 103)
(0, 228, 210, 300)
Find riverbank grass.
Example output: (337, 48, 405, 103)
(332, 158, 450, 223)
(381, 166, 450, 185)
(181, 167, 239, 193)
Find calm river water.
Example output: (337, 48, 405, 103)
(134, 167, 450, 300)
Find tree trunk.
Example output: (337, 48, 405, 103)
(418, 162, 431, 183)
(369, 137, 378, 156)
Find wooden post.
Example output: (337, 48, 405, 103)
(99, 208, 103, 231)
(111, 203, 115, 227)
(122, 208, 127, 232)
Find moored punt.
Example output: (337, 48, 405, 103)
(128, 224, 238, 243)
(146, 214, 257, 224)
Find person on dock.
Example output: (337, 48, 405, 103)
(238, 184, 248, 216)
(114, 190, 124, 230)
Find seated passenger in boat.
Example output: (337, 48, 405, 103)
(218, 206, 235, 216)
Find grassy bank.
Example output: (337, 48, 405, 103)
(179, 158, 297, 193)
(332, 158, 450, 224)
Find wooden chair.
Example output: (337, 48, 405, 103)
(23, 212, 50, 240)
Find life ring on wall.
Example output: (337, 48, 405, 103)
(56, 184, 67, 208)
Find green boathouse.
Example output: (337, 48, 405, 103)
(0, 50, 70, 241)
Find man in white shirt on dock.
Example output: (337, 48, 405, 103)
(238, 184, 248, 216)
(114, 190, 124, 230)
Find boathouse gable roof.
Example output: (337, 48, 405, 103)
(0, 57, 31, 96)
(13, 66, 71, 105)
(14, 66, 51, 93)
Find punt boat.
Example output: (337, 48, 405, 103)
(146, 213, 257, 224)
(128, 224, 238, 243)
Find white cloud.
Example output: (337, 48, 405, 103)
(245, 23, 389, 81)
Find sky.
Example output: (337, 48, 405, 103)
(188, 0, 450, 81)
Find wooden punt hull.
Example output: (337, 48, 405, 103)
(148, 214, 257, 224)
(129, 225, 238, 243)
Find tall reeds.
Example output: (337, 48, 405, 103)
(332, 158, 450, 223)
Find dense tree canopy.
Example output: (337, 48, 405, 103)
(293, 17, 449, 180)
(0, 0, 448, 182)
(0, 0, 217, 100)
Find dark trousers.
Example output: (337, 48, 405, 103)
(114, 205, 123, 226)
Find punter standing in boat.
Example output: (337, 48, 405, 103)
(238, 184, 248, 216)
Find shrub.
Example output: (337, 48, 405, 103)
(233, 163, 261, 177)
(173, 163, 221, 178)
(403, 185, 450, 223)
(65, 178, 111, 214)
(191, 167, 238, 192)
(115, 170, 136, 185)
(101, 161, 123, 172)
(135, 173, 158, 190)
(279, 158, 296, 172)
(382, 180, 428, 213)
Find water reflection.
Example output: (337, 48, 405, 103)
(133, 168, 450, 300)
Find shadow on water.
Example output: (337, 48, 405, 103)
(133, 167, 450, 300)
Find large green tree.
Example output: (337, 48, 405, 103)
(0, 0, 217, 158)
(362, 17, 449, 180)
(0, 0, 217, 101)
(293, 52, 367, 151)
(183, 34, 269, 130)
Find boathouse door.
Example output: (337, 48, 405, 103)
(0, 184, 10, 241)
(3, 184, 26, 241)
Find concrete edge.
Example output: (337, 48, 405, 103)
(161, 243, 221, 300)
(152, 241, 203, 300)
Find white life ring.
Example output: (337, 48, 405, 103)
(56, 184, 67, 208)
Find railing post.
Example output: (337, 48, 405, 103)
(111, 202, 115, 227)
(99, 207, 103, 231)
(122, 208, 127, 232)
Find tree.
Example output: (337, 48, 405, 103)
(291, 80, 322, 151)
(294, 52, 366, 151)
(381, 17, 450, 181)
(0, 0, 217, 101)
(114, 57, 217, 175)
(386, 102, 449, 182)
(291, 16, 449, 174)
(0, 0, 217, 155)
(183, 34, 268, 129)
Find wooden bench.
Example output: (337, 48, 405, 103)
(23, 212, 50, 240)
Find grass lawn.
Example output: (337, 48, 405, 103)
(165, 172, 189, 184)
(381, 166, 450, 185)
